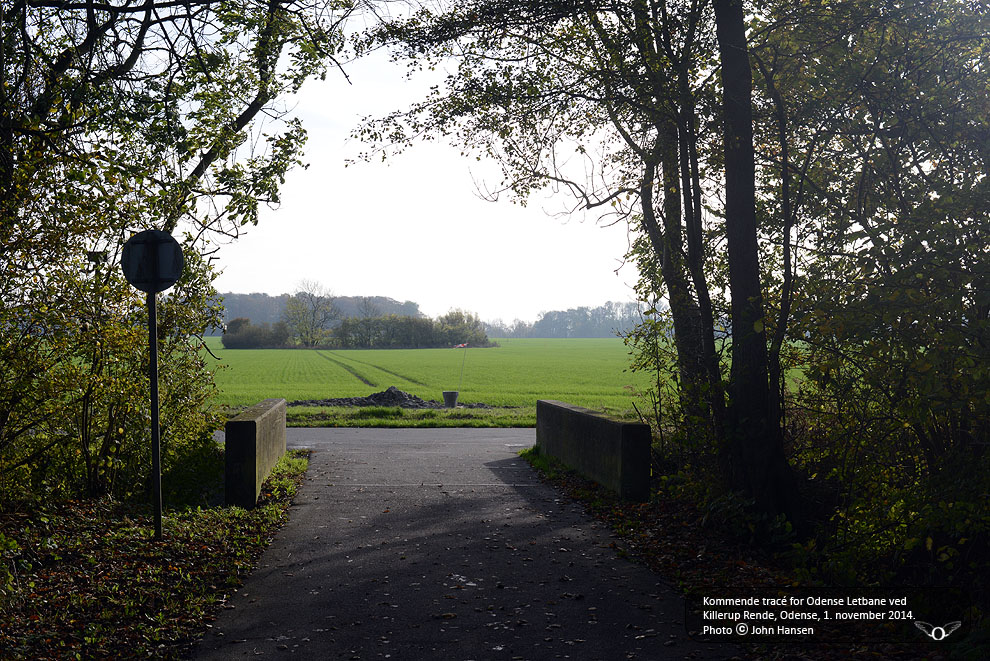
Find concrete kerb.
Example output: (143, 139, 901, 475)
(536, 399, 652, 502)
(224, 398, 287, 508)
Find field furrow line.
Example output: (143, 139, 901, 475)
(314, 351, 376, 387)
(323, 352, 431, 387)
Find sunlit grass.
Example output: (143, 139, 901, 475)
(285, 405, 539, 428)
(203, 337, 652, 414)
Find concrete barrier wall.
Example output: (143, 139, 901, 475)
(225, 398, 287, 509)
(536, 400, 651, 502)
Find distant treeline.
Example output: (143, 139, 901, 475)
(334, 312, 493, 349)
(211, 292, 422, 334)
(216, 293, 644, 339)
(484, 301, 644, 338)
(222, 309, 494, 350)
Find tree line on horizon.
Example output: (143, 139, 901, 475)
(223, 312, 495, 350)
(220, 282, 494, 349)
(484, 301, 645, 338)
(216, 291, 645, 340)
(212, 292, 423, 334)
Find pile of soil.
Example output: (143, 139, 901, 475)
(287, 386, 493, 409)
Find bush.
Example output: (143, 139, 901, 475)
(222, 318, 290, 349)
(0, 246, 224, 505)
(331, 311, 495, 349)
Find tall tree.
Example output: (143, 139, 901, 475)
(712, 0, 796, 518)
(748, 0, 989, 501)
(283, 280, 340, 347)
(360, 0, 986, 526)
(354, 0, 990, 577)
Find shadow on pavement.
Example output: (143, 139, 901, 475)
(192, 431, 738, 660)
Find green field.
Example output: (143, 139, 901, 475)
(203, 337, 651, 417)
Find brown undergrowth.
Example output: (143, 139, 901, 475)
(0, 450, 310, 660)
(519, 446, 981, 661)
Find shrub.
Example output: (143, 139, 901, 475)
(0, 249, 224, 505)
(222, 318, 290, 349)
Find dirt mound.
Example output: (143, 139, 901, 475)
(287, 386, 492, 409)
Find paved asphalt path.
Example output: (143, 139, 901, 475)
(193, 428, 739, 660)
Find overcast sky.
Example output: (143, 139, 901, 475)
(211, 49, 639, 323)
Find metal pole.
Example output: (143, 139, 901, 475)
(148, 290, 163, 541)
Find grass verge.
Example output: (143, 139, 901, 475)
(286, 405, 538, 428)
(0, 450, 310, 660)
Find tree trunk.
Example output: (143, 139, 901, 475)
(659, 122, 708, 424)
(713, 0, 798, 522)
(753, 56, 796, 443)
(677, 60, 726, 440)
(639, 136, 707, 424)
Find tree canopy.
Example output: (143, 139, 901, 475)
(1, 0, 361, 501)
(357, 0, 989, 586)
